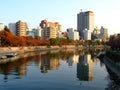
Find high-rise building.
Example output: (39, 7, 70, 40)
(77, 10, 94, 38)
(92, 26, 108, 41)
(93, 27, 100, 35)
(83, 29, 91, 40)
(8, 23, 16, 35)
(40, 20, 62, 39)
(44, 27, 57, 39)
(57, 31, 64, 38)
(26, 28, 35, 37)
(92, 27, 101, 40)
(67, 28, 79, 40)
(33, 26, 42, 38)
(100, 26, 108, 41)
(16, 20, 27, 36)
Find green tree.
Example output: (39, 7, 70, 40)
(4, 26, 10, 32)
(49, 38, 58, 45)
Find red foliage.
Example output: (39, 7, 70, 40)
(0, 30, 50, 47)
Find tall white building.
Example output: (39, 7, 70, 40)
(77, 10, 94, 38)
(57, 31, 64, 38)
(34, 26, 42, 37)
(67, 28, 79, 40)
(83, 29, 91, 40)
(0, 23, 5, 31)
(8, 23, 16, 35)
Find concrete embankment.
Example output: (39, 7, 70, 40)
(0, 46, 59, 54)
(0, 44, 106, 55)
(0, 45, 84, 64)
(103, 56, 120, 76)
(0, 45, 84, 55)
(0, 51, 48, 64)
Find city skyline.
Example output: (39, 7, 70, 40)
(0, 0, 120, 35)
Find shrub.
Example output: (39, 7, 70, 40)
(106, 50, 120, 62)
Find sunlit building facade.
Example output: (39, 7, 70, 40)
(0, 23, 5, 31)
(92, 26, 108, 41)
(16, 20, 27, 36)
(40, 20, 62, 39)
(83, 29, 91, 40)
(67, 28, 79, 40)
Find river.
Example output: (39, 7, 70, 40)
(0, 49, 118, 90)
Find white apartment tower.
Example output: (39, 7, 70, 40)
(83, 29, 91, 40)
(67, 28, 79, 40)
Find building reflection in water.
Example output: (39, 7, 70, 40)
(0, 50, 99, 83)
(77, 54, 94, 81)
(67, 54, 79, 66)
(0, 51, 62, 81)
(0, 58, 27, 82)
(40, 58, 61, 73)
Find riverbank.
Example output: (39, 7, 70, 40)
(0, 45, 105, 64)
(0, 45, 84, 55)
(0, 45, 83, 64)
(0, 45, 106, 55)
(104, 56, 120, 75)
(0, 50, 49, 64)
(98, 52, 120, 77)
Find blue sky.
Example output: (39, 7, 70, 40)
(0, 0, 120, 35)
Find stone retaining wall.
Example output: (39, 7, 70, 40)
(0, 45, 77, 54)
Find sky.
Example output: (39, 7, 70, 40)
(0, 0, 120, 35)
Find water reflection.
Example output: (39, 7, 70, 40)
(105, 66, 120, 90)
(77, 54, 94, 81)
(0, 57, 28, 82)
(0, 49, 113, 90)
(40, 58, 61, 73)
(0, 50, 98, 81)
(67, 54, 79, 66)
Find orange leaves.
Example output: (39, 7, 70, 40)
(0, 30, 50, 46)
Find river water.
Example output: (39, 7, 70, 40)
(0, 49, 118, 90)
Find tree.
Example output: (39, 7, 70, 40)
(19, 36, 26, 46)
(4, 26, 10, 32)
(49, 38, 58, 45)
